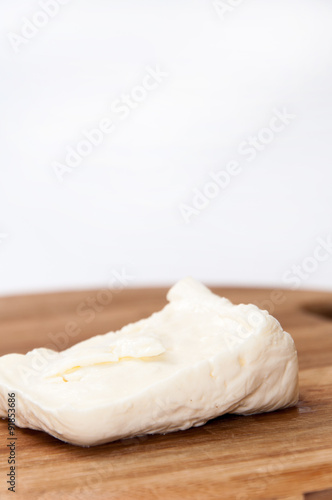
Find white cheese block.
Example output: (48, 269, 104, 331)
(0, 278, 299, 446)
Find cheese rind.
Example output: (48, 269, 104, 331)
(0, 278, 299, 446)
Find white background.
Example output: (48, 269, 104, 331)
(1, 0, 332, 295)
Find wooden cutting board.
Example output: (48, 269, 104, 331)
(0, 286, 332, 500)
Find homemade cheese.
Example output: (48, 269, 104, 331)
(0, 278, 299, 446)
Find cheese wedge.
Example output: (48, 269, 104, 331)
(0, 278, 299, 446)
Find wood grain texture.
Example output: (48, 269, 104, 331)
(0, 286, 332, 500)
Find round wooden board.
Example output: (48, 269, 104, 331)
(0, 286, 332, 500)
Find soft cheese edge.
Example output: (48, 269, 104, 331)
(0, 278, 299, 446)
